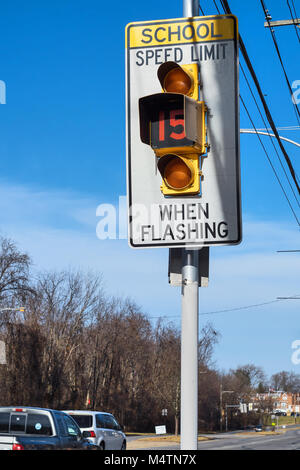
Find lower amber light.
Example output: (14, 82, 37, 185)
(163, 157, 193, 189)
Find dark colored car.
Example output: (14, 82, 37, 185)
(0, 406, 98, 450)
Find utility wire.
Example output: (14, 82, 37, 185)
(287, 0, 300, 44)
(209, 0, 300, 217)
(291, 0, 300, 22)
(240, 94, 300, 226)
(198, 3, 205, 15)
(200, 299, 287, 316)
(277, 249, 300, 252)
(212, 0, 221, 15)
(260, 0, 300, 126)
(240, 61, 300, 208)
(148, 298, 290, 321)
(220, 0, 300, 195)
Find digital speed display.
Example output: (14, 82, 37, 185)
(150, 107, 194, 149)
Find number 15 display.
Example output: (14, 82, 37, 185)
(151, 108, 192, 149)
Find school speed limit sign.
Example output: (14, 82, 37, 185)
(125, 15, 242, 249)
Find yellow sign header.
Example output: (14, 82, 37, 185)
(126, 15, 237, 49)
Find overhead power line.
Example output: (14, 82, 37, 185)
(148, 297, 292, 321)
(277, 249, 300, 252)
(260, 0, 300, 125)
(286, 0, 300, 43)
(240, 94, 300, 225)
(200, 299, 288, 316)
(198, 3, 205, 15)
(219, 0, 300, 196)
(291, 0, 300, 23)
(277, 296, 300, 299)
(239, 62, 300, 210)
(200, 1, 300, 222)
(212, 0, 221, 14)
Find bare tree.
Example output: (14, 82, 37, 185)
(198, 323, 219, 367)
(0, 236, 225, 432)
(22, 269, 105, 408)
(0, 236, 32, 307)
(270, 371, 300, 393)
(152, 322, 181, 434)
(230, 364, 267, 394)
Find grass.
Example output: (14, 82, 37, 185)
(126, 418, 300, 441)
(126, 434, 212, 449)
(264, 416, 300, 426)
(134, 435, 211, 443)
(237, 430, 282, 437)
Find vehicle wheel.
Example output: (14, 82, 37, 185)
(121, 440, 126, 450)
(99, 442, 105, 450)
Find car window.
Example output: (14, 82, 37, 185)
(69, 414, 93, 428)
(96, 414, 106, 428)
(26, 414, 52, 436)
(111, 416, 121, 430)
(10, 414, 26, 433)
(55, 413, 67, 437)
(0, 412, 53, 435)
(103, 415, 118, 430)
(63, 415, 81, 437)
(0, 413, 10, 433)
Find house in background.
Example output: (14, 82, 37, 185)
(254, 390, 300, 414)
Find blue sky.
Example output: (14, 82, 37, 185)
(0, 0, 299, 379)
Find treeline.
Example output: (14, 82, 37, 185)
(0, 236, 299, 432)
(0, 236, 220, 432)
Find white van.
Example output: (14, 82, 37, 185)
(63, 410, 126, 450)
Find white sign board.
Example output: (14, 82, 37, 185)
(155, 425, 166, 435)
(125, 15, 242, 248)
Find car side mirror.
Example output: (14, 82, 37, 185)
(82, 431, 91, 438)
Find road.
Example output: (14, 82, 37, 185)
(197, 428, 300, 450)
(127, 426, 300, 450)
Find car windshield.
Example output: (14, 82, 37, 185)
(68, 414, 93, 428)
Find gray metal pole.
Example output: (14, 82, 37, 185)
(181, 250, 199, 449)
(180, 0, 200, 452)
(183, 0, 198, 17)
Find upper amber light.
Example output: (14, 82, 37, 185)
(163, 67, 192, 95)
